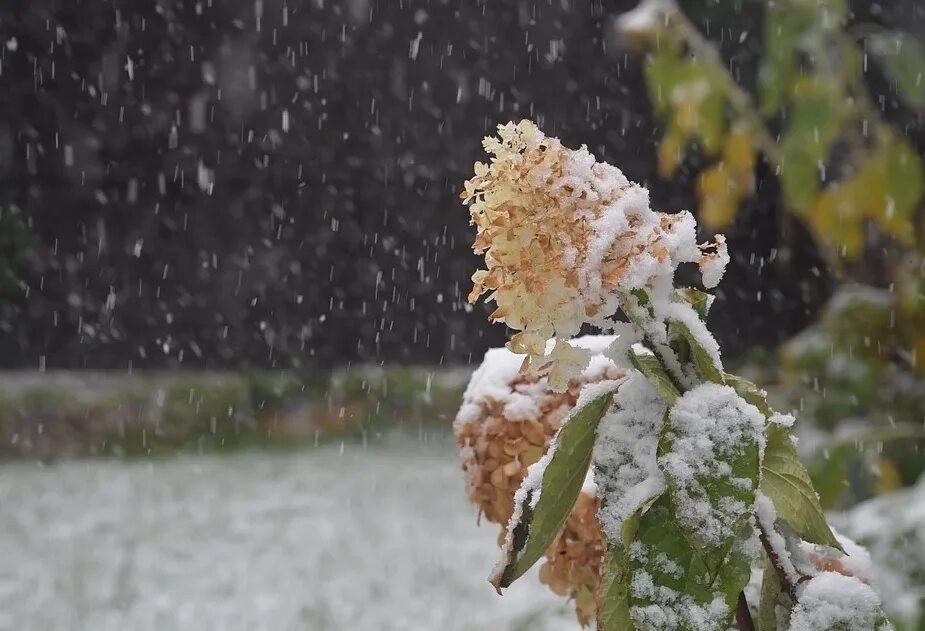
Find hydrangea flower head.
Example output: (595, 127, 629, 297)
(462, 120, 727, 389)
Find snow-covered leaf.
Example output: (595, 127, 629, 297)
(628, 346, 680, 405)
(724, 373, 773, 417)
(659, 384, 762, 559)
(627, 496, 752, 630)
(490, 392, 614, 591)
(668, 318, 725, 384)
(760, 425, 843, 551)
(675, 288, 711, 320)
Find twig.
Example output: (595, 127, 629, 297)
(736, 591, 755, 631)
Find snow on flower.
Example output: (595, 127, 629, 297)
(462, 120, 728, 390)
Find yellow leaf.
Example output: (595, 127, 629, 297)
(722, 130, 756, 190)
(913, 336, 925, 374)
(697, 164, 739, 229)
(658, 134, 683, 178)
(674, 98, 700, 137)
(875, 457, 902, 495)
(806, 181, 865, 258)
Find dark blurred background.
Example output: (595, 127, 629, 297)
(1, 0, 922, 370)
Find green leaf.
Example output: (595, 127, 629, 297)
(675, 288, 712, 320)
(757, 556, 782, 631)
(779, 131, 821, 212)
(807, 443, 853, 509)
(628, 497, 753, 630)
(644, 50, 686, 118)
(667, 319, 725, 385)
(696, 91, 727, 156)
(868, 31, 925, 109)
(724, 373, 773, 417)
(759, 2, 827, 115)
(759, 4, 798, 115)
(489, 392, 613, 591)
(779, 76, 843, 212)
(598, 513, 642, 631)
(760, 424, 843, 551)
(628, 347, 680, 405)
(884, 136, 925, 219)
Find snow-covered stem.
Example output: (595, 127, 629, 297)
(757, 515, 800, 602)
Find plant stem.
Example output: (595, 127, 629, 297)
(736, 591, 755, 631)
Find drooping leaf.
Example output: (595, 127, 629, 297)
(724, 373, 772, 417)
(807, 177, 866, 257)
(724, 129, 757, 189)
(780, 76, 843, 212)
(658, 130, 684, 178)
(695, 91, 727, 156)
(760, 424, 843, 551)
(490, 392, 614, 591)
(759, 2, 820, 115)
(757, 556, 783, 631)
(645, 49, 687, 118)
(867, 30, 925, 109)
(697, 163, 741, 230)
(667, 318, 725, 385)
(628, 346, 680, 405)
(779, 131, 821, 212)
(675, 288, 712, 320)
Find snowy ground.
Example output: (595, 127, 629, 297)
(0, 438, 579, 631)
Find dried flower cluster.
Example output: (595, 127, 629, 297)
(454, 339, 622, 624)
(462, 120, 727, 389)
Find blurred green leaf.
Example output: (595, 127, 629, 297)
(868, 31, 925, 109)
(883, 136, 925, 219)
(808, 443, 852, 509)
(779, 135, 820, 212)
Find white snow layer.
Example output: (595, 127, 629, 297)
(788, 572, 889, 631)
(455, 334, 620, 427)
(593, 372, 668, 543)
(659, 383, 765, 545)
